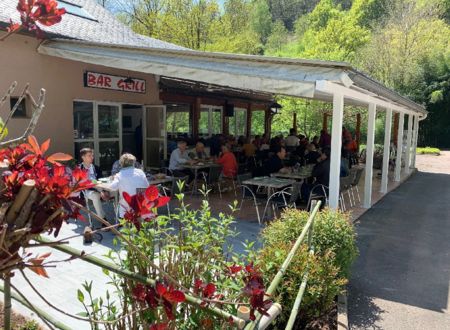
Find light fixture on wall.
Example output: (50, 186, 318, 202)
(269, 101, 283, 114)
(123, 77, 135, 84)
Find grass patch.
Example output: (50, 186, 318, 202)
(417, 147, 441, 155)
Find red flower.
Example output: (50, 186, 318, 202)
(122, 186, 170, 230)
(149, 323, 168, 330)
(242, 263, 272, 321)
(132, 284, 147, 302)
(0, 136, 95, 235)
(7, 19, 21, 33)
(194, 279, 216, 299)
(132, 282, 185, 320)
(155, 282, 185, 320)
(227, 263, 243, 275)
(15, 0, 66, 39)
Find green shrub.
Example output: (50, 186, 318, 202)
(255, 208, 358, 327)
(416, 147, 440, 155)
(261, 208, 358, 276)
(18, 320, 40, 330)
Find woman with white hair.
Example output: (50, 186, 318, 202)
(107, 153, 149, 217)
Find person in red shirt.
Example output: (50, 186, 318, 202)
(216, 144, 238, 178)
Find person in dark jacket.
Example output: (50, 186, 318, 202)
(301, 147, 331, 201)
(264, 145, 288, 175)
(312, 147, 331, 186)
(79, 148, 106, 222)
(304, 143, 321, 165)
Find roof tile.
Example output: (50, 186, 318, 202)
(0, 0, 185, 50)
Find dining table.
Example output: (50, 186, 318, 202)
(241, 176, 295, 223)
(94, 175, 174, 220)
(181, 161, 222, 194)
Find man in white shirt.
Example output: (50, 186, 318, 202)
(285, 128, 300, 148)
(107, 153, 149, 218)
(79, 148, 106, 221)
(169, 140, 194, 177)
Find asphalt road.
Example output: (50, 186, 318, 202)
(348, 171, 450, 330)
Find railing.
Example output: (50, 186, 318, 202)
(244, 200, 321, 330)
(1, 201, 322, 330)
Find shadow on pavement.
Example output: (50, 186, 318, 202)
(348, 172, 450, 327)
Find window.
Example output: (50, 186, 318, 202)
(59, 0, 97, 21)
(230, 108, 247, 137)
(251, 110, 265, 136)
(166, 104, 191, 139)
(10, 97, 27, 118)
(199, 105, 222, 138)
(73, 101, 94, 139)
(73, 101, 121, 174)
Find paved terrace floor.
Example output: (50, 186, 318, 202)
(1, 163, 414, 329)
(348, 152, 450, 330)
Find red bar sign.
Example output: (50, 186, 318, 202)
(84, 71, 146, 93)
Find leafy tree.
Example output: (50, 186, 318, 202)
(267, 0, 320, 30)
(265, 20, 289, 53)
(356, 0, 450, 93)
(250, 0, 273, 44)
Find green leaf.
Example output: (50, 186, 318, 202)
(76, 312, 89, 317)
(77, 289, 84, 303)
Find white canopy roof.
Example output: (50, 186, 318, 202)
(38, 39, 426, 117)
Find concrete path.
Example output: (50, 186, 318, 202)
(348, 167, 450, 329)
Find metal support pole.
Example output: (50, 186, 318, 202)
(411, 116, 419, 168)
(381, 108, 392, 193)
(405, 114, 413, 174)
(394, 113, 404, 182)
(355, 113, 361, 152)
(364, 103, 376, 208)
(329, 93, 344, 210)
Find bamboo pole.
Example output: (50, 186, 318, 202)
(244, 201, 321, 330)
(258, 303, 282, 330)
(285, 250, 314, 330)
(5, 179, 35, 225)
(4, 275, 11, 330)
(0, 281, 72, 330)
(36, 237, 246, 329)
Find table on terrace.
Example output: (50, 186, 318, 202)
(181, 162, 222, 194)
(241, 177, 295, 223)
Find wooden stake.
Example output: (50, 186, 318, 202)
(5, 179, 35, 225)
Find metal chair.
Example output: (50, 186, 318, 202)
(261, 187, 293, 221)
(83, 191, 119, 228)
(220, 172, 237, 197)
(201, 165, 223, 197)
(237, 173, 264, 224)
(350, 167, 364, 204)
(339, 175, 354, 211)
(306, 184, 329, 211)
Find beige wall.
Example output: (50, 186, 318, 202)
(0, 33, 161, 156)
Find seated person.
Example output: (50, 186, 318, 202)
(242, 138, 257, 157)
(312, 136, 320, 149)
(189, 142, 208, 160)
(341, 148, 350, 177)
(111, 150, 142, 175)
(216, 144, 238, 178)
(79, 148, 107, 224)
(301, 147, 331, 201)
(312, 147, 331, 187)
(304, 143, 321, 165)
(169, 140, 195, 178)
(107, 153, 149, 218)
(264, 145, 289, 176)
(285, 128, 300, 149)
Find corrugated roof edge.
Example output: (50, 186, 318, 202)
(349, 69, 426, 113)
(40, 38, 427, 114)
